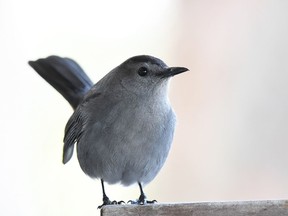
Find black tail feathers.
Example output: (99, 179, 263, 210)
(29, 56, 93, 110)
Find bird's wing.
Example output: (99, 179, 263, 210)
(63, 108, 85, 164)
(62, 91, 104, 164)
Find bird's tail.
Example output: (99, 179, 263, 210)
(28, 56, 93, 110)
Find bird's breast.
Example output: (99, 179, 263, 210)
(77, 95, 176, 185)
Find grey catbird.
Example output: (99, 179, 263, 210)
(28, 55, 188, 208)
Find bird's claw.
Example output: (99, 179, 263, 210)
(97, 198, 125, 209)
(116, 200, 126, 205)
(147, 200, 157, 204)
(128, 199, 157, 205)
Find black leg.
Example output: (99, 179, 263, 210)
(98, 179, 112, 209)
(97, 179, 125, 209)
(138, 182, 147, 204)
(128, 182, 157, 205)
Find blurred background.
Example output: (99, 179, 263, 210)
(1, 0, 288, 215)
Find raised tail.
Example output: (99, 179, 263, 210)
(28, 56, 93, 110)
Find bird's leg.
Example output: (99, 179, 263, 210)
(138, 182, 147, 204)
(98, 179, 112, 209)
(128, 182, 157, 205)
(97, 179, 125, 209)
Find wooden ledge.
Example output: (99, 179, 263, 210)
(101, 200, 288, 216)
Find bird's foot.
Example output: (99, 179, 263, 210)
(97, 196, 125, 209)
(128, 194, 157, 205)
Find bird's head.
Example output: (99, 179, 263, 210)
(114, 55, 188, 97)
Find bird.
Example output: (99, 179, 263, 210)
(28, 55, 188, 208)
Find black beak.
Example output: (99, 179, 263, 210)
(159, 67, 189, 78)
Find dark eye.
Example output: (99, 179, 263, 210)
(138, 67, 148, 76)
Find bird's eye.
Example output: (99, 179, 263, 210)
(138, 67, 148, 76)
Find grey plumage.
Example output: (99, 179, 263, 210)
(29, 55, 188, 206)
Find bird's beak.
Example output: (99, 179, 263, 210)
(158, 67, 189, 78)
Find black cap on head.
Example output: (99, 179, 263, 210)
(125, 55, 167, 68)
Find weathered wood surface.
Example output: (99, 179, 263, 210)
(101, 200, 288, 216)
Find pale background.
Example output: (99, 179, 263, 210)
(1, 0, 288, 216)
